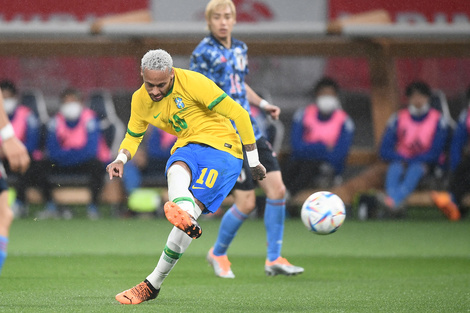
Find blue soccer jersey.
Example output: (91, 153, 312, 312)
(190, 35, 263, 140)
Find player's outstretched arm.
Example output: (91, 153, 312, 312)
(106, 149, 131, 180)
(0, 94, 30, 174)
(209, 94, 266, 180)
(245, 143, 266, 181)
(245, 83, 280, 120)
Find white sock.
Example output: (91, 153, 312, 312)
(146, 164, 205, 289)
(146, 226, 193, 289)
(167, 164, 202, 219)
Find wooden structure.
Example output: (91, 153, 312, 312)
(1, 17, 469, 147)
(1, 13, 469, 207)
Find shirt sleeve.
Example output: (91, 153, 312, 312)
(188, 71, 255, 145)
(210, 95, 256, 146)
(119, 92, 149, 158)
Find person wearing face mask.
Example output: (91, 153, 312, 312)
(378, 81, 448, 216)
(286, 77, 355, 196)
(38, 88, 107, 219)
(431, 85, 470, 221)
(0, 80, 40, 217)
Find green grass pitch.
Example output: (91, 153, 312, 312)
(1, 213, 469, 312)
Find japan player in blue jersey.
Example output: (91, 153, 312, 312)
(190, 0, 303, 278)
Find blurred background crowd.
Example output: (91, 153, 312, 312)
(1, 0, 469, 220)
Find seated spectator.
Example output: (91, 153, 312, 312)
(379, 81, 448, 215)
(432, 86, 470, 221)
(285, 77, 355, 195)
(37, 88, 107, 219)
(0, 80, 40, 217)
(122, 126, 176, 199)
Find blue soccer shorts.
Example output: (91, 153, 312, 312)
(166, 143, 242, 214)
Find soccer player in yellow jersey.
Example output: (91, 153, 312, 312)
(106, 49, 266, 305)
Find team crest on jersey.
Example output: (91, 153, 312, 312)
(174, 96, 185, 109)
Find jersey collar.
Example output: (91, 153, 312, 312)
(210, 33, 232, 49)
(164, 70, 175, 98)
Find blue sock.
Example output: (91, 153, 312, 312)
(213, 205, 248, 256)
(0, 235, 8, 275)
(264, 198, 286, 262)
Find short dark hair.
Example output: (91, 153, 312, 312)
(0, 80, 17, 96)
(466, 85, 470, 102)
(405, 81, 432, 98)
(313, 77, 339, 97)
(60, 88, 82, 102)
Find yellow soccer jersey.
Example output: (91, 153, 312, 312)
(119, 67, 255, 159)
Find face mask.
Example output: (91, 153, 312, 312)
(408, 103, 430, 117)
(316, 95, 339, 115)
(60, 101, 83, 120)
(3, 98, 18, 115)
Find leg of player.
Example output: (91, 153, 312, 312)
(115, 161, 202, 305)
(258, 171, 304, 276)
(164, 161, 203, 238)
(0, 190, 14, 275)
(208, 189, 255, 278)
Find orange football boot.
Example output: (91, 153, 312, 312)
(115, 280, 160, 305)
(431, 191, 461, 221)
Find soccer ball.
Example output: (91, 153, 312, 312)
(301, 191, 346, 235)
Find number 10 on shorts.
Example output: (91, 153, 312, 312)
(195, 168, 219, 188)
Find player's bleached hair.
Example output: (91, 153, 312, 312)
(141, 49, 173, 73)
(205, 0, 236, 21)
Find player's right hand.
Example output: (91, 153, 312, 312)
(106, 161, 124, 180)
(250, 163, 266, 181)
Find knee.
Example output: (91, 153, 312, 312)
(236, 194, 256, 214)
(388, 161, 402, 171)
(167, 162, 191, 180)
(265, 182, 286, 200)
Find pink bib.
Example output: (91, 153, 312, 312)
(10, 105, 31, 143)
(97, 136, 111, 162)
(396, 108, 441, 158)
(302, 105, 347, 148)
(159, 129, 177, 149)
(55, 108, 95, 150)
(466, 110, 470, 133)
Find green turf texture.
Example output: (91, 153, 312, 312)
(1, 216, 469, 312)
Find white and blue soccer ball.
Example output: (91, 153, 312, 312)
(301, 191, 346, 235)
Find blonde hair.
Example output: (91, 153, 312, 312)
(205, 0, 236, 21)
(141, 49, 173, 73)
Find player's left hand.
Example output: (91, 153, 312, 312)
(262, 103, 280, 120)
(2, 137, 30, 174)
(250, 163, 266, 181)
